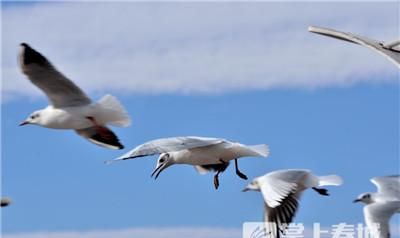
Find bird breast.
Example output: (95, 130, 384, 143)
(40, 106, 94, 129)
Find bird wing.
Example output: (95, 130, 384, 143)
(75, 126, 124, 150)
(112, 136, 225, 162)
(19, 43, 91, 108)
(225, 143, 270, 158)
(258, 170, 311, 238)
(265, 169, 311, 187)
(371, 175, 400, 200)
(263, 192, 301, 238)
(260, 177, 302, 238)
(364, 202, 400, 238)
(308, 26, 400, 69)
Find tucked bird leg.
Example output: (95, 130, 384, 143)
(234, 159, 248, 180)
(312, 187, 329, 196)
(214, 170, 222, 190)
(212, 159, 229, 190)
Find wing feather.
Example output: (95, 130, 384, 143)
(371, 175, 400, 199)
(76, 126, 123, 150)
(364, 202, 400, 238)
(113, 136, 225, 161)
(19, 43, 91, 107)
(258, 171, 307, 238)
(308, 26, 400, 68)
(264, 191, 301, 238)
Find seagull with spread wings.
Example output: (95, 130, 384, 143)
(110, 136, 269, 189)
(18, 43, 131, 149)
(354, 175, 400, 238)
(243, 169, 343, 238)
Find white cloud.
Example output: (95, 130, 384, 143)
(1, 2, 398, 100)
(5, 224, 398, 238)
(2, 227, 240, 238)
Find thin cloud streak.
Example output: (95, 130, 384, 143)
(4, 224, 398, 238)
(2, 2, 398, 100)
(3, 227, 241, 238)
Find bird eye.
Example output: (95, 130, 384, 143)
(30, 115, 35, 119)
(159, 158, 165, 163)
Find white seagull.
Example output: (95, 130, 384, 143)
(111, 136, 269, 189)
(243, 169, 343, 238)
(354, 175, 400, 238)
(18, 43, 131, 149)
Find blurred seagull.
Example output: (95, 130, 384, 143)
(1, 197, 12, 207)
(18, 43, 131, 149)
(110, 136, 269, 189)
(354, 175, 400, 238)
(243, 169, 343, 238)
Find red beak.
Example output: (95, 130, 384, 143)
(19, 121, 29, 126)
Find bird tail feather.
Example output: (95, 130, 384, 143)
(97, 94, 131, 127)
(318, 175, 343, 186)
(247, 144, 270, 157)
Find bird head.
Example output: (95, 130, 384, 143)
(242, 178, 261, 192)
(151, 153, 174, 179)
(353, 192, 373, 204)
(20, 110, 42, 126)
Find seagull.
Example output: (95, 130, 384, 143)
(243, 169, 343, 238)
(1, 197, 11, 207)
(110, 136, 269, 189)
(18, 43, 131, 149)
(354, 175, 400, 238)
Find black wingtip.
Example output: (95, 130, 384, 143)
(20, 43, 49, 66)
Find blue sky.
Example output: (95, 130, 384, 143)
(1, 2, 399, 238)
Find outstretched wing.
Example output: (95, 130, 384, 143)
(76, 126, 124, 150)
(308, 26, 400, 68)
(19, 43, 91, 108)
(112, 136, 225, 162)
(226, 143, 269, 158)
(371, 175, 400, 200)
(263, 192, 301, 238)
(260, 179, 301, 238)
(258, 172, 307, 238)
(364, 202, 400, 238)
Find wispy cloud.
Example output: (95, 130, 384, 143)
(2, 227, 240, 238)
(2, 2, 398, 100)
(4, 224, 398, 238)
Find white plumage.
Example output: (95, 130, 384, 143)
(18, 43, 131, 149)
(354, 175, 400, 238)
(243, 169, 343, 238)
(111, 136, 269, 189)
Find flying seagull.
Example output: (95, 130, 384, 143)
(18, 43, 131, 149)
(354, 175, 400, 238)
(110, 136, 269, 189)
(308, 26, 400, 68)
(243, 169, 343, 238)
(1, 197, 11, 207)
